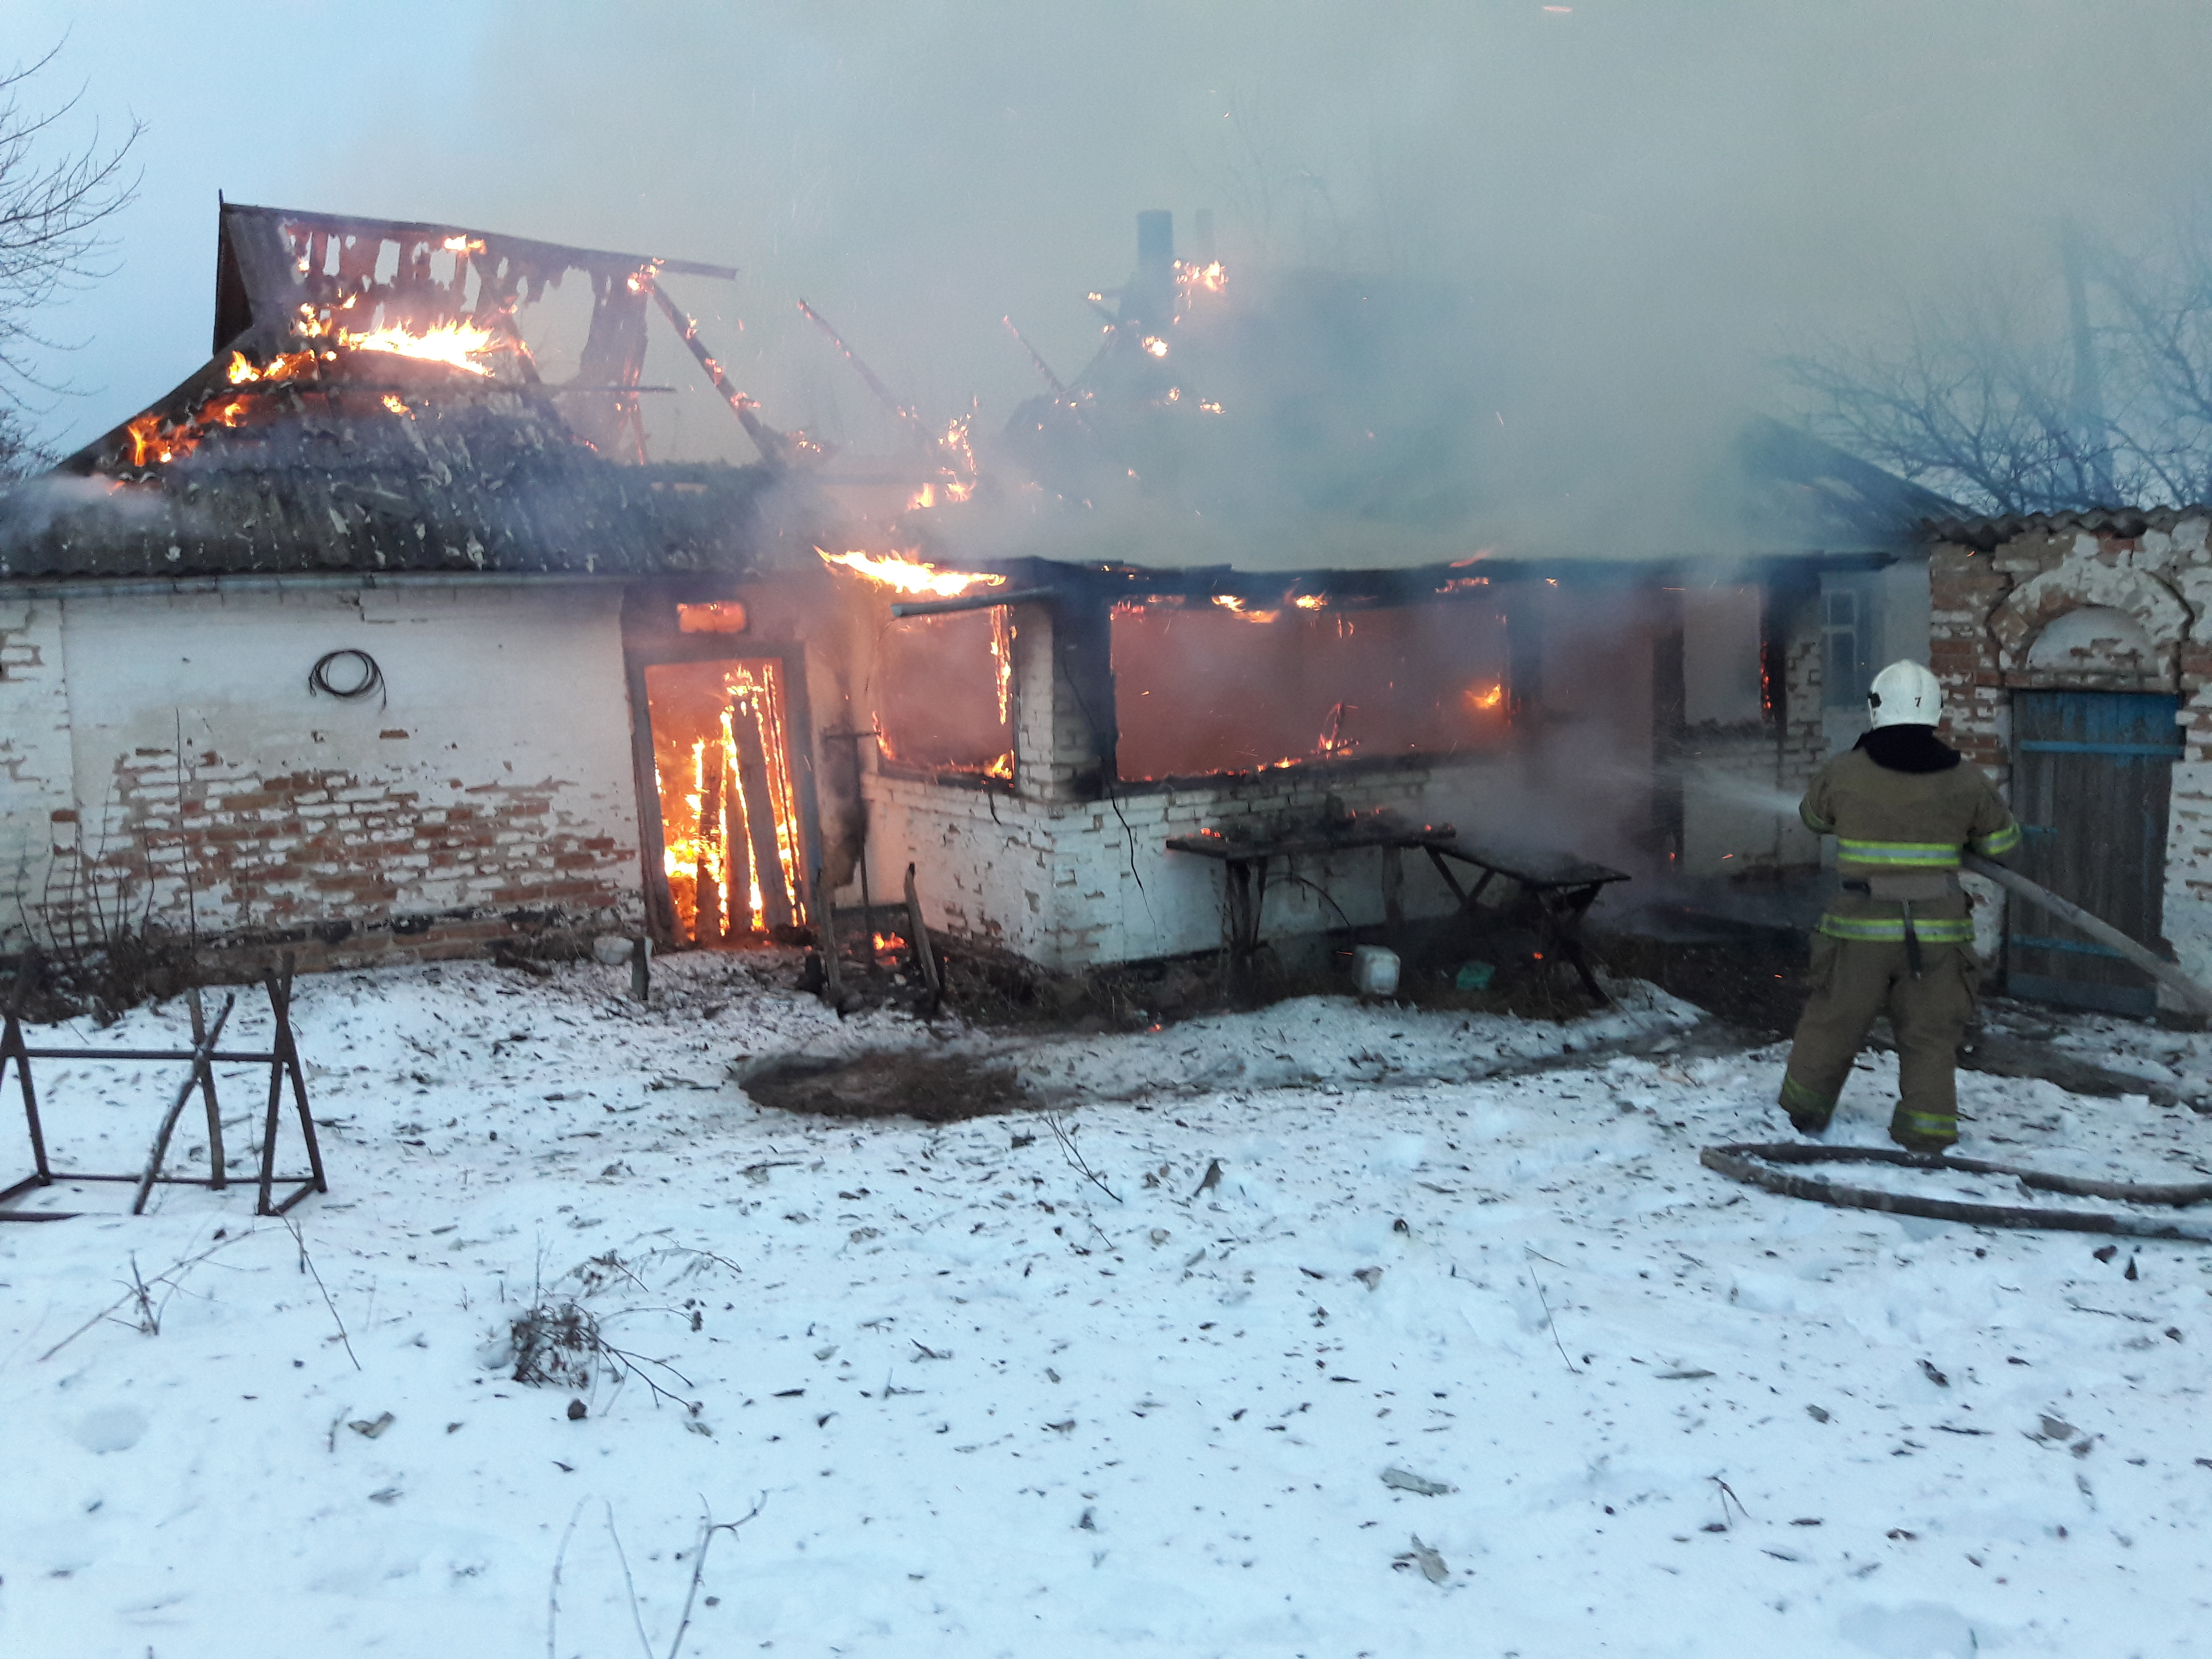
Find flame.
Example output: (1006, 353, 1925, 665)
(1436, 576, 1490, 594)
(1199, 400, 1224, 414)
(1210, 595, 1279, 624)
(1292, 594, 1327, 611)
(984, 752, 1014, 781)
(906, 417, 981, 510)
(1316, 701, 1358, 758)
(990, 608, 1014, 724)
(1465, 681, 1506, 712)
(442, 235, 486, 255)
(226, 348, 319, 386)
(819, 548, 1005, 600)
(1141, 336, 1169, 359)
(382, 394, 413, 417)
(1174, 259, 1227, 302)
(122, 394, 254, 467)
(340, 318, 503, 376)
(656, 662, 807, 939)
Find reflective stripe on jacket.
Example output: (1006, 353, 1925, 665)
(1798, 742, 2017, 940)
(1815, 913, 1977, 944)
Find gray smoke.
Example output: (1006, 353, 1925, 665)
(16, 1, 2212, 557)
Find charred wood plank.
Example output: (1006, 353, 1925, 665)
(733, 701, 794, 931)
(697, 743, 726, 945)
(904, 862, 944, 1005)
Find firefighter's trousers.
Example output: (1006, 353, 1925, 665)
(1778, 932, 1978, 1147)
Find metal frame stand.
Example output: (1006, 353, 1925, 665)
(0, 955, 328, 1222)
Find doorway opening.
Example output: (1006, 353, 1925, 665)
(644, 658, 808, 944)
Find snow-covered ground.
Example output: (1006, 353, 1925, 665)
(4, 954, 2211, 1657)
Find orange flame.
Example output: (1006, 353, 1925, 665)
(818, 548, 1005, 600)
(340, 318, 503, 376)
(122, 394, 254, 467)
(1211, 595, 1279, 624)
(1465, 681, 1506, 712)
(1175, 259, 1227, 303)
(656, 663, 806, 938)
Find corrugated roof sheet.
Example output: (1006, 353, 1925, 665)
(0, 384, 800, 582)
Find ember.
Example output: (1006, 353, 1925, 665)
(1175, 258, 1227, 303)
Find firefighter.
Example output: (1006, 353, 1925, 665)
(1777, 660, 2020, 1152)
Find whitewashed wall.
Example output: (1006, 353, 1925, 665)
(1, 581, 646, 959)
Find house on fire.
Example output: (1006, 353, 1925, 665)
(0, 201, 1946, 979)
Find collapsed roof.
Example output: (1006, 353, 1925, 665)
(963, 216, 1954, 574)
(0, 202, 819, 583)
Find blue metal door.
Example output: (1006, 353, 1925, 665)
(2007, 690, 2179, 1017)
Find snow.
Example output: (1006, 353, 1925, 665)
(4, 954, 2212, 1656)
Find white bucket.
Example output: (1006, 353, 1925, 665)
(1351, 945, 1401, 998)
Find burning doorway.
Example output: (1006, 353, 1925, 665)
(644, 659, 809, 943)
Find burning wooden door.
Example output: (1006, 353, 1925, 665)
(2006, 689, 2179, 1017)
(642, 659, 807, 944)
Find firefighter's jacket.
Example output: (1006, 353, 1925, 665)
(1799, 727, 2020, 945)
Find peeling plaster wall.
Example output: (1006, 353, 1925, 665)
(863, 760, 1474, 971)
(1930, 518, 2212, 995)
(0, 597, 77, 947)
(4, 583, 646, 965)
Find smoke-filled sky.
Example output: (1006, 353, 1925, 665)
(13, 1, 2212, 553)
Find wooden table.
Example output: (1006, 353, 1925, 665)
(1165, 817, 1460, 964)
(1421, 842, 1631, 1002)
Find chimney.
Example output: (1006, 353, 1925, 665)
(1136, 209, 1175, 270)
(1125, 210, 1176, 331)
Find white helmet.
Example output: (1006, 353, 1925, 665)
(1867, 660, 1942, 728)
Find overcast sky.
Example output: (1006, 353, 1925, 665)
(12, 1, 2212, 534)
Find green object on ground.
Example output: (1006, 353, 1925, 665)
(1454, 961, 1495, 991)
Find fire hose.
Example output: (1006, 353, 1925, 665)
(1702, 857, 2212, 1235)
(1961, 853, 2212, 1016)
(1701, 1142, 2212, 1241)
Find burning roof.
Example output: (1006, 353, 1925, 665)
(0, 203, 824, 583)
(965, 215, 1957, 575)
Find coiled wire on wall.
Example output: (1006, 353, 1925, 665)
(307, 648, 386, 708)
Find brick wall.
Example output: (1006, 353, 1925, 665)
(864, 758, 1476, 970)
(3, 582, 647, 969)
(1929, 516, 2212, 987)
(0, 597, 77, 946)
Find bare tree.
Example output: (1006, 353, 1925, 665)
(1781, 214, 2212, 517)
(0, 39, 143, 474)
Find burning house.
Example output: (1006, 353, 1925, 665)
(0, 201, 850, 969)
(824, 213, 1953, 971)
(0, 201, 1946, 985)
